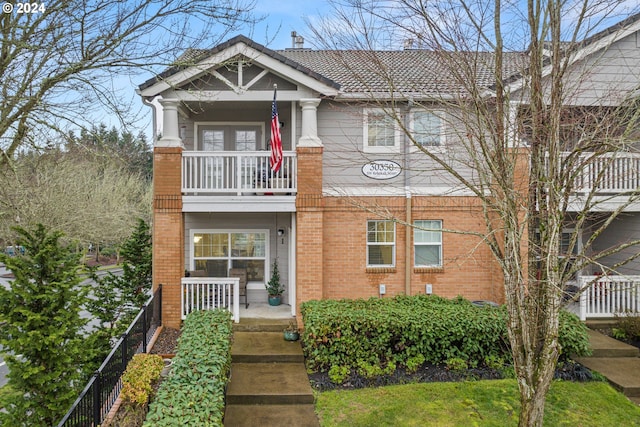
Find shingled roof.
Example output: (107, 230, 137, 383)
(278, 49, 527, 97)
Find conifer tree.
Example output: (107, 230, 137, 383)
(0, 224, 88, 426)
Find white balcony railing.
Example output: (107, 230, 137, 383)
(181, 277, 240, 322)
(562, 152, 640, 194)
(578, 275, 640, 320)
(182, 151, 297, 195)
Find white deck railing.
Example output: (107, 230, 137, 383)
(182, 151, 297, 195)
(181, 277, 240, 322)
(561, 152, 640, 194)
(578, 275, 640, 320)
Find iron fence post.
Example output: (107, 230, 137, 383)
(158, 284, 162, 324)
(142, 303, 148, 353)
(121, 333, 128, 372)
(92, 370, 101, 426)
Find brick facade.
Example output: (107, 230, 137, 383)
(152, 147, 184, 329)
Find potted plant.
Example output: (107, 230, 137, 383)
(265, 259, 284, 306)
(283, 320, 299, 341)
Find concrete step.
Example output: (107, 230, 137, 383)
(226, 362, 314, 405)
(575, 356, 640, 398)
(234, 318, 295, 332)
(224, 404, 320, 427)
(585, 329, 640, 358)
(232, 331, 304, 363)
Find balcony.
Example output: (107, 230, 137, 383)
(553, 152, 640, 211)
(182, 151, 297, 196)
(568, 152, 640, 194)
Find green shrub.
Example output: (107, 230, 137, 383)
(301, 295, 590, 374)
(328, 365, 350, 384)
(144, 310, 233, 427)
(445, 357, 468, 372)
(121, 354, 165, 406)
(613, 312, 640, 340)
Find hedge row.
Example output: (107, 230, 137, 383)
(300, 295, 591, 372)
(144, 310, 233, 427)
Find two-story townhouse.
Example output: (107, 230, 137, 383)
(138, 14, 640, 329)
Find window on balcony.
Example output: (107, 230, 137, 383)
(196, 123, 264, 151)
(192, 231, 267, 282)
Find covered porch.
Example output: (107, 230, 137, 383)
(577, 275, 640, 321)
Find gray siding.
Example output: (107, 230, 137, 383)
(317, 102, 479, 194)
(591, 213, 640, 275)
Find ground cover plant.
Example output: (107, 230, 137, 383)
(143, 310, 233, 426)
(301, 295, 591, 387)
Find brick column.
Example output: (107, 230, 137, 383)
(153, 98, 184, 329)
(296, 98, 324, 317)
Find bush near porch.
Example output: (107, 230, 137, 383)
(143, 310, 233, 426)
(300, 295, 590, 374)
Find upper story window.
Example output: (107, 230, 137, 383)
(363, 109, 400, 153)
(414, 220, 442, 267)
(367, 220, 396, 267)
(411, 110, 444, 148)
(196, 122, 264, 151)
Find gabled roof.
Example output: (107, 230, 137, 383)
(138, 35, 340, 93)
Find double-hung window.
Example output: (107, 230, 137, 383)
(414, 220, 442, 267)
(363, 109, 400, 153)
(411, 110, 443, 148)
(367, 220, 396, 267)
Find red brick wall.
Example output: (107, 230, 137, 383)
(295, 195, 504, 308)
(153, 147, 184, 329)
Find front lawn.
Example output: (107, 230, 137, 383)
(315, 380, 640, 426)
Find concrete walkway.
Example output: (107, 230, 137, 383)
(575, 328, 640, 405)
(223, 318, 320, 427)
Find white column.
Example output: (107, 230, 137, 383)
(157, 98, 184, 148)
(298, 98, 322, 147)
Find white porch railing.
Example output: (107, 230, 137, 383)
(181, 277, 240, 323)
(578, 275, 640, 320)
(182, 151, 297, 195)
(562, 152, 640, 194)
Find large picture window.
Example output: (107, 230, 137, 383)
(367, 220, 396, 267)
(414, 220, 442, 267)
(192, 231, 267, 281)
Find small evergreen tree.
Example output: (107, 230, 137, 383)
(86, 218, 152, 360)
(0, 224, 88, 426)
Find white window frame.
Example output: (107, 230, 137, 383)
(409, 109, 445, 153)
(363, 108, 401, 153)
(366, 220, 396, 267)
(414, 220, 443, 268)
(190, 229, 270, 284)
(195, 122, 265, 151)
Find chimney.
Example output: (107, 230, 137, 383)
(404, 38, 414, 50)
(291, 31, 304, 49)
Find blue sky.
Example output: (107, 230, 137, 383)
(246, 0, 331, 50)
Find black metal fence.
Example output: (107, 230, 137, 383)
(57, 285, 162, 427)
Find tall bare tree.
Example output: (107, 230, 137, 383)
(0, 150, 152, 249)
(0, 0, 258, 166)
(310, 1, 640, 425)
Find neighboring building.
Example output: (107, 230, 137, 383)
(138, 15, 640, 329)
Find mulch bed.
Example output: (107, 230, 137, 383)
(149, 327, 181, 355)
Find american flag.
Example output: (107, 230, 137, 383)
(269, 87, 283, 173)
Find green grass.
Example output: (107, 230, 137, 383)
(315, 380, 640, 426)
